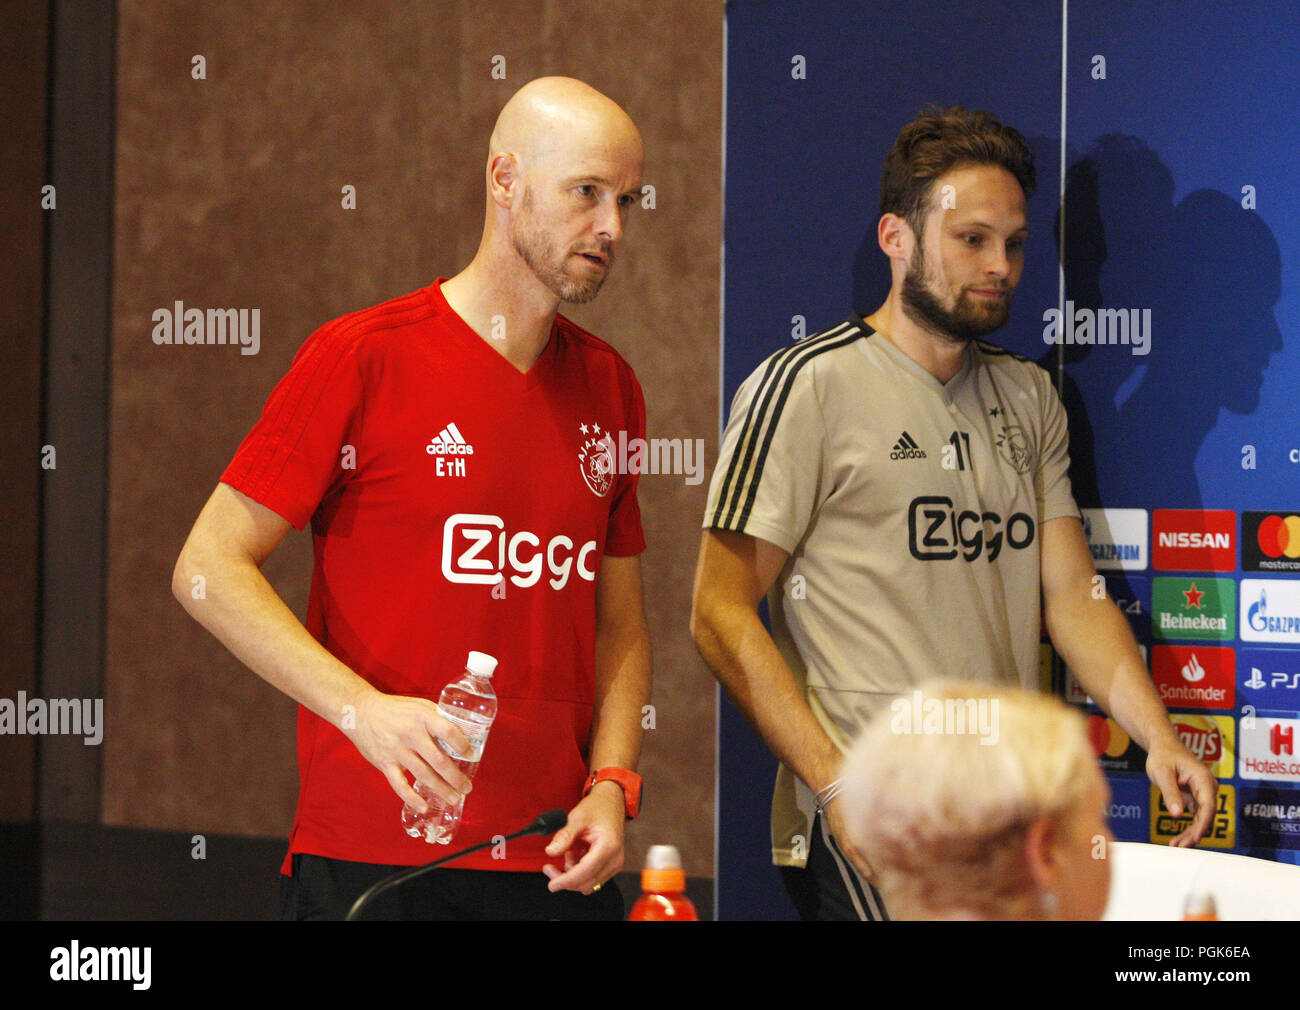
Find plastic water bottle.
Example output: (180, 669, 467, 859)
(401, 651, 498, 844)
(628, 845, 698, 921)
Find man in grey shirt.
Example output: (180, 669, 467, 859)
(691, 105, 1216, 920)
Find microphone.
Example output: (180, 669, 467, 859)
(528, 808, 568, 836)
(344, 809, 567, 921)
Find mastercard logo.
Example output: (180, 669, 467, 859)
(1258, 515, 1300, 559)
(1087, 715, 1131, 758)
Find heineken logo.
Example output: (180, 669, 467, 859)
(1152, 577, 1235, 641)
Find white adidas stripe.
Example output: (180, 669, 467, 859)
(431, 424, 468, 447)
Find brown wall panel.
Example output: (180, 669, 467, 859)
(0, 0, 48, 823)
(107, 1, 722, 876)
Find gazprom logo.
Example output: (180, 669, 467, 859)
(1249, 590, 1268, 632)
(1081, 508, 1148, 571)
(1241, 580, 1300, 643)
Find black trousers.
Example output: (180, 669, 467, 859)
(281, 853, 625, 922)
(778, 813, 890, 921)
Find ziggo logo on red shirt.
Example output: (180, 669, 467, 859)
(441, 513, 598, 589)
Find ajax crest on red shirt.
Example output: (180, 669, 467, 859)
(577, 421, 615, 498)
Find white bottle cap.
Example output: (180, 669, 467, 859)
(466, 651, 498, 677)
(645, 844, 682, 871)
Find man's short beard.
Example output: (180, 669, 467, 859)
(900, 238, 1010, 343)
(510, 188, 606, 304)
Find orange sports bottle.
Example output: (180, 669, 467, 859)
(628, 845, 698, 921)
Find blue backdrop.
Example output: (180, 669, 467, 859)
(720, 0, 1300, 919)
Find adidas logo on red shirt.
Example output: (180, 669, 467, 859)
(426, 422, 474, 455)
(427, 422, 473, 478)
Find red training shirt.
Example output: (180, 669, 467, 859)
(221, 280, 646, 872)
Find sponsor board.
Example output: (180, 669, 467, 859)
(1106, 777, 1149, 844)
(1239, 648, 1300, 710)
(1168, 713, 1234, 778)
(1087, 715, 1147, 774)
(1237, 785, 1300, 851)
(1081, 508, 1148, 571)
(1238, 716, 1300, 783)
(1065, 670, 1091, 707)
(1067, 643, 1147, 708)
(1152, 577, 1234, 641)
(1151, 783, 1235, 848)
(1242, 512, 1300, 573)
(1151, 509, 1236, 571)
(1150, 645, 1235, 710)
(1240, 579, 1300, 644)
(1101, 572, 1151, 640)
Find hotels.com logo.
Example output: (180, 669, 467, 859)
(1272, 723, 1295, 757)
(1238, 716, 1297, 783)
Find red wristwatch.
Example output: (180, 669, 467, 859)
(583, 767, 643, 819)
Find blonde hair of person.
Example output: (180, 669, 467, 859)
(838, 679, 1100, 920)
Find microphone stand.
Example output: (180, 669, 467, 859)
(344, 809, 567, 921)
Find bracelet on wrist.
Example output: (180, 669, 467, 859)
(814, 777, 844, 816)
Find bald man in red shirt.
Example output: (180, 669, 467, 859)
(173, 77, 652, 921)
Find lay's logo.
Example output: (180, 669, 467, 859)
(1168, 713, 1235, 778)
(1173, 718, 1222, 763)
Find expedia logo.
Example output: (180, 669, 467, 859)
(907, 496, 1035, 562)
